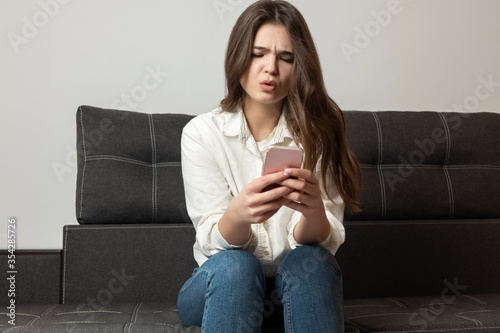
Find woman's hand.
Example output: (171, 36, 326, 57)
(219, 170, 294, 245)
(279, 168, 331, 245)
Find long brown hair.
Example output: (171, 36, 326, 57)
(221, 0, 361, 213)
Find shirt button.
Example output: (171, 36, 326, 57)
(263, 250, 270, 256)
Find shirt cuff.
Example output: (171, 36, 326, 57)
(213, 221, 257, 252)
(287, 212, 303, 249)
(287, 211, 345, 254)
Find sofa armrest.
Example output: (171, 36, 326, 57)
(62, 224, 197, 305)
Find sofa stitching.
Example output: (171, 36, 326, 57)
(439, 113, 454, 218)
(344, 304, 389, 308)
(132, 302, 142, 324)
(55, 321, 108, 324)
(439, 113, 451, 166)
(86, 155, 151, 167)
(148, 114, 157, 223)
(78, 107, 87, 220)
(463, 295, 488, 305)
(443, 165, 500, 170)
(151, 323, 175, 326)
(27, 304, 58, 326)
(345, 312, 414, 320)
(55, 311, 124, 315)
(0, 313, 39, 318)
(85, 155, 181, 167)
(384, 298, 408, 309)
(122, 302, 141, 332)
(361, 164, 500, 170)
(371, 112, 386, 219)
(344, 319, 369, 332)
(456, 310, 496, 315)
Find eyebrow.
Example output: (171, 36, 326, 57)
(253, 46, 294, 56)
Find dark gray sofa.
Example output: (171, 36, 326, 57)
(1, 105, 499, 332)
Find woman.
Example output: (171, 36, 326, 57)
(178, 1, 360, 332)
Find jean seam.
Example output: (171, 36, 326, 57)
(277, 269, 293, 333)
(200, 268, 212, 332)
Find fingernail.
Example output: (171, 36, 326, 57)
(284, 168, 292, 176)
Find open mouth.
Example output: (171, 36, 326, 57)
(261, 80, 277, 87)
(260, 80, 277, 91)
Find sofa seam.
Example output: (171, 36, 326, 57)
(463, 295, 488, 305)
(346, 312, 415, 320)
(439, 112, 454, 218)
(78, 107, 87, 220)
(148, 114, 157, 223)
(132, 302, 142, 324)
(27, 304, 58, 326)
(371, 112, 386, 219)
(361, 164, 500, 169)
(85, 155, 181, 167)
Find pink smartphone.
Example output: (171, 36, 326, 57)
(262, 145, 303, 191)
(262, 145, 303, 175)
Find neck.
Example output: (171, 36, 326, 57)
(243, 98, 282, 142)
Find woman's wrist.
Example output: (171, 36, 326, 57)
(218, 211, 252, 246)
(293, 212, 330, 245)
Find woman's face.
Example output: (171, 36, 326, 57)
(240, 23, 294, 110)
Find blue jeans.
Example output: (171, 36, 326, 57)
(177, 245, 344, 332)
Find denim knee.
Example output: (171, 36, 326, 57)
(275, 246, 344, 333)
(278, 245, 342, 287)
(177, 250, 266, 330)
(207, 250, 265, 285)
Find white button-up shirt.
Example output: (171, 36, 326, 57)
(181, 107, 345, 276)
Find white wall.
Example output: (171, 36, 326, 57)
(1, 0, 499, 250)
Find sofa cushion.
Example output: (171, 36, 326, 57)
(0, 303, 201, 333)
(343, 111, 500, 221)
(75, 105, 194, 224)
(344, 293, 500, 332)
(0, 303, 361, 333)
(336, 219, 500, 299)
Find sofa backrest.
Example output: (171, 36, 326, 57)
(74, 106, 500, 299)
(76, 105, 194, 224)
(343, 111, 499, 221)
(338, 111, 500, 298)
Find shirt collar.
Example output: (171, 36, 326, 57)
(221, 107, 293, 143)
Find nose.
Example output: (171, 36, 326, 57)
(265, 57, 278, 75)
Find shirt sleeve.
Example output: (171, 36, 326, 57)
(181, 118, 257, 260)
(287, 166, 346, 255)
